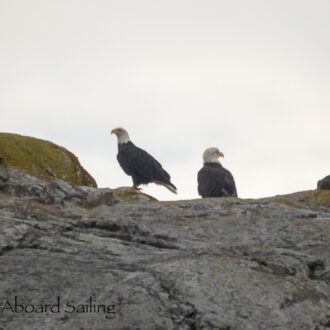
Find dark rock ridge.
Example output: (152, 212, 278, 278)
(318, 174, 330, 190)
(0, 167, 329, 330)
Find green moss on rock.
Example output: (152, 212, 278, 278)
(111, 187, 157, 202)
(0, 132, 97, 187)
(304, 190, 330, 208)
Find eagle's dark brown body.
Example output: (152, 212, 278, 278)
(198, 162, 237, 198)
(117, 141, 176, 191)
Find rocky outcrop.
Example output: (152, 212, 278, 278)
(0, 132, 97, 187)
(0, 167, 329, 330)
(318, 175, 330, 190)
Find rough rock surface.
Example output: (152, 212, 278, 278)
(0, 167, 329, 330)
(0, 132, 97, 187)
(318, 175, 330, 190)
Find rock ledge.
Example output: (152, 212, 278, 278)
(0, 167, 329, 330)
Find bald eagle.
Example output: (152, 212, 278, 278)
(198, 147, 237, 198)
(111, 127, 177, 194)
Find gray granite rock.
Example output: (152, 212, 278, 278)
(0, 167, 329, 330)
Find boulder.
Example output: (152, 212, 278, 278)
(318, 174, 330, 190)
(0, 132, 97, 187)
(0, 167, 329, 330)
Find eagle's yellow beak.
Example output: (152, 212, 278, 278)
(111, 129, 118, 135)
(218, 151, 224, 158)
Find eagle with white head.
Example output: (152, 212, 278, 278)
(111, 127, 177, 194)
(197, 147, 237, 198)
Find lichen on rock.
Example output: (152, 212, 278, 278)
(0, 166, 329, 330)
(111, 186, 157, 202)
(0, 132, 97, 187)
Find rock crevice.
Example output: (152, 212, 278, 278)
(0, 167, 329, 330)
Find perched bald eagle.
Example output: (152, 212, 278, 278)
(111, 127, 177, 194)
(198, 147, 237, 198)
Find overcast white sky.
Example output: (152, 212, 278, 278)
(1, 0, 329, 200)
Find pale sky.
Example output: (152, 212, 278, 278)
(1, 0, 329, 200)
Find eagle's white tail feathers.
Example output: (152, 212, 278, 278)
(153, 180, 177, 194)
